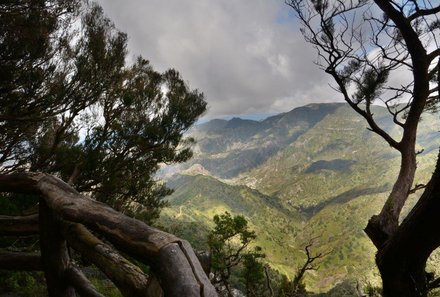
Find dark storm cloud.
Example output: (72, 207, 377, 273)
(96, 0, 338, 117)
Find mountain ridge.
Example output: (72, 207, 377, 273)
(159, 102, 440, 292)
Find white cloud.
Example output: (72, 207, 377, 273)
(96, 0, 337, 117)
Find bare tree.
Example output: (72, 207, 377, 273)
(280, 236, 330, 297)
(293, 237, 328, 296)
(287, 1, 439, 296)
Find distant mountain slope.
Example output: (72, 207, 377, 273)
(160, 103, 440, 292)
(187, 103, 343, 178)
(160, 174, 303, 275)
(241, 104, 438, 210)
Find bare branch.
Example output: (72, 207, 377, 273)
(408, 5, 440, 22)
(291, 235, 331, 295)
(428, 49, 440, 62)
(264, 265, 274, 297)
(408, 183, 427, 195)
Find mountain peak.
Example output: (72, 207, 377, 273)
(225, 117, 260, 129)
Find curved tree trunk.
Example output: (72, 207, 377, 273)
(365, 147, 417, 247)
(62, 221, 154, 297)
(64, 267, 105, 297)
(376, 152, 440, 297)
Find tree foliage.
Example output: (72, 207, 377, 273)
(0, 0, 206, 223)
(241, 251, 267, 297)
(208, 212, 265, 297)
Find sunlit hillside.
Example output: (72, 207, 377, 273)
(160, 103, 440, 292)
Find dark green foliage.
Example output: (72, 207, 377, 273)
(0, 0, 206, 223)
(0, 271, 124, 297)
(208, 212, 265, 296)
(208, 212, 256, 275)
(353, 67, 390, 104)
(278, 274, 307, 297)
(241, 249, 266, 297)
(0, 0, 78, 169)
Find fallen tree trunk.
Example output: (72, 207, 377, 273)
(65, 266, 105, 297)
(62, 221, 155, 297)
(38, 175, 216, 297)
(0, 214, 39, 236)
(0, 172, 217, 297)
(0, 251, 42, 271)
(0, 172, 41, 193)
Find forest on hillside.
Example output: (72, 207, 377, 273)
(1, 1, 439, 297)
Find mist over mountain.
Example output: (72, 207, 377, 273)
(159, 102, 440, 292)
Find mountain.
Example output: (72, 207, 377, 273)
(160, 174, 303, 275)
(159, 103, 440, 292)
(182, 103, 342, 178)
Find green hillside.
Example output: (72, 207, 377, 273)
(183, 103, 342, 178)
(160, 174, 304, 276)
(159, 103, 440, 293)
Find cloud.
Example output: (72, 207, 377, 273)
(96, 0, 338, 117)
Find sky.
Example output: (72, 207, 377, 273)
(96, 0, 339, 119)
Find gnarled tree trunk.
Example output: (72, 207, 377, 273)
(365, 147, 417, 248)
(62, 221, 154, 297)
(376, 152, 440, 297)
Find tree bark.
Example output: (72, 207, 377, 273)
(363, 0, 431, 249)
(365, 147, 417, 247)
(0, 172, 42, 193)
(0, 251, 42, 271)
(65, 266, 105, 297)
(376, 152, 440, 297)
(39, 198, 76, 297)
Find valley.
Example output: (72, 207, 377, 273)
(159, 103, 440, 292)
